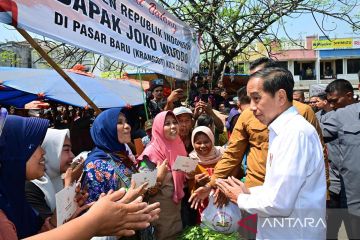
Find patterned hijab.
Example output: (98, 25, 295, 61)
(0, 115, 49, 238)
(139, 111, 187, 204)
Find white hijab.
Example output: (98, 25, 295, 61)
(32, 129, 69, 211)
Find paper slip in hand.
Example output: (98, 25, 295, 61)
(56, 184, 77, 226)
(132, 169, 157, 188)
(173, 156, 199, 173)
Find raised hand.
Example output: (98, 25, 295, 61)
(85, 189, 152, 237)
(194, 173, 211, 187)
(189, 185, 211, 209)
(157, 159, 168, 184)
(213, 188, 229, 207)
(216, 176, 249, 204)
(167, 89, 184, 103)
(119, 179, 148, 204)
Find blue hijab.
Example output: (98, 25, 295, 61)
(85, 108, 127, 165)
(0, 115, 49, 238)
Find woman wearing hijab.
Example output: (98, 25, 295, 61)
(25, 129, 75, 221)
(0, 115, 49, 239)
(189, 126, 225, 193)
(83, 108, 138, 203)
(187, 126, 225, 221)
(138, 111, 187, 240)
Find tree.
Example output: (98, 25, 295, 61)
(31, 37, 127, 74)
(157, 0, 360, 84)
(0, 49, 20, 66)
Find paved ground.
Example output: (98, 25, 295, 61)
(338, 222, 348, 239)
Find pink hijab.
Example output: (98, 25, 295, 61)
(139, 111, 187, 204)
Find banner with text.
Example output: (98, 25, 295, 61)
(0, 0, 200, 80)
(312, 38, 353, 50)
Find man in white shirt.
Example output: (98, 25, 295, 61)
(216, 68, 326, 239)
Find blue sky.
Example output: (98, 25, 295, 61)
(273, 13, 357, 39)
(0, 12, 357, 43)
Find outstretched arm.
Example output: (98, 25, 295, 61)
(25, 189, 160, 240)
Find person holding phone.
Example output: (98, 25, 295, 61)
(147, 80, 184, 118)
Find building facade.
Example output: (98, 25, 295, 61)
(0, 41, 32, 68)
(0, 40, 124, 77)
(235, 36, 360, 92)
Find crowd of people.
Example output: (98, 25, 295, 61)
(1, 57, 360, 239)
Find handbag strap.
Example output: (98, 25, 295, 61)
(107, 154, 132, 188)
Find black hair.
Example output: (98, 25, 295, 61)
(196, 114, 214, 128)
(237, 86, 250, 105)
(197, 83, 206, 89)
(250, 67, 294, 102)
(249, 57, 278, 71)
(151, 84, 163, 93)
(316, 93, 327, 101)
(193, 131, 209, 142)
(325, 79, 354, 95)
(293, 90, 305, 98)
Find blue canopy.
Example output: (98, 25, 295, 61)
(0, 67, 145, 108)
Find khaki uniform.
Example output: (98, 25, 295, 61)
(210, 101, 329, 191)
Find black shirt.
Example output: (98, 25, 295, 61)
(25, 181, 52, 222)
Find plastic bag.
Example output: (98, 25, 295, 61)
(200, 195, 242, 234)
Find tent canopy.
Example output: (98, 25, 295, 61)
(0, 67, 145, 108)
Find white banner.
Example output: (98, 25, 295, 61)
(0, 0, 200, 80)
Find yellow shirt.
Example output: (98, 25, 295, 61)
(210, 100, 329, 190)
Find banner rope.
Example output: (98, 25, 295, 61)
(137, 67, 149, 121)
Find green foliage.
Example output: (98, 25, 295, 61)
(0, 50, 19, 66)
(307, 0, 331, 6)
(100, 71, 122, 79)
(158, 0, 360, 83)
(179, 226, 243, 240)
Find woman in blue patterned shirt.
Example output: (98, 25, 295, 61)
(83, 108, 138, 203)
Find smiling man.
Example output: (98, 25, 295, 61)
(216, 68, 326, 239)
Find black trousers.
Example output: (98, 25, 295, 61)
(181, 187, 198, 228)
(327, 191, 360, 239)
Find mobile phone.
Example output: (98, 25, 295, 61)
(72, 160, 85, 183)
(77, 170, 86, 189)
(70, 160, 80, 169)
(0, 108, 7, 137)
